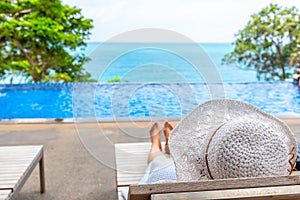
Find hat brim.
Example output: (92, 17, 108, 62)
(169, 99, 297, 181)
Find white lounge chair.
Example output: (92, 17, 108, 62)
(0, 145, 45, 200)
(115, 142, 300, 200)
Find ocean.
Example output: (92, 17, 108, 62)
(83, 42, 258, 83)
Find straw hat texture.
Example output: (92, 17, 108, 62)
(169, 99, 298, 181)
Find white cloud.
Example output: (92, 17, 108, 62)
(62, 0, 300, 42)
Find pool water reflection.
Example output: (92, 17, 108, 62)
(0, 82, 299, 119)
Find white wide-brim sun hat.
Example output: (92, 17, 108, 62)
(169, 99, 298, 181)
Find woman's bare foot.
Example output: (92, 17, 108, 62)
(163, 121, 173, 154)
(147, 122, 163, 163)
(150, 122, 162, 151)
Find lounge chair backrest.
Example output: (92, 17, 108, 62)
(128, 174, 300, 200)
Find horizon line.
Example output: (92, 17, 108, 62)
(84, 41, 234, 44)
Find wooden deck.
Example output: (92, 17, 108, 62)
(0, 146, 45, 200)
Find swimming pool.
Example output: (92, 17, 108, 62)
(0, 82, 299, 120)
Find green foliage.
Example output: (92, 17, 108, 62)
(107, 76, 128, 83)
(222, 4, 300, 81)
(0, 0, 93, 83)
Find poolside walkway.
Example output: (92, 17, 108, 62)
(0, 119, 299, 200)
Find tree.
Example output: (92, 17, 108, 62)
(222, 4, 300, 81)
(0, 0, 93, 83)
(107, 76, 129, 83)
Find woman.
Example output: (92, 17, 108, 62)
(139, 121, 177, 184)
(121, 99, 298, 199)
(121, 122, 176, 200)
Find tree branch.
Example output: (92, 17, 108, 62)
(275, 44, 283, 60)
(14, 40, 35, 67)
(40, 58, 51, 74)
(13, 9, 35, 19)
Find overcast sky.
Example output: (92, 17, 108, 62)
(62, 0, 300, 43)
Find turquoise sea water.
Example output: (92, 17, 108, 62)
(84, 42, 258, 83)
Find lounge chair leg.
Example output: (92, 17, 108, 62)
(39, 151, 46, 193)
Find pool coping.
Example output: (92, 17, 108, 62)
(0, 116, 183, 124)
(0, 113, 299, 124)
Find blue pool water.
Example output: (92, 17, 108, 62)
(0, 82, 299, 119)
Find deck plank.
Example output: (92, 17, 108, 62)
(152, 185, 300, 200)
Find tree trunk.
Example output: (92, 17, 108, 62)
(15, 40, 41, 82)
(275, 45, 285, 80)
(280, 63, 285, 80)
(30, 70, 40, 83)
